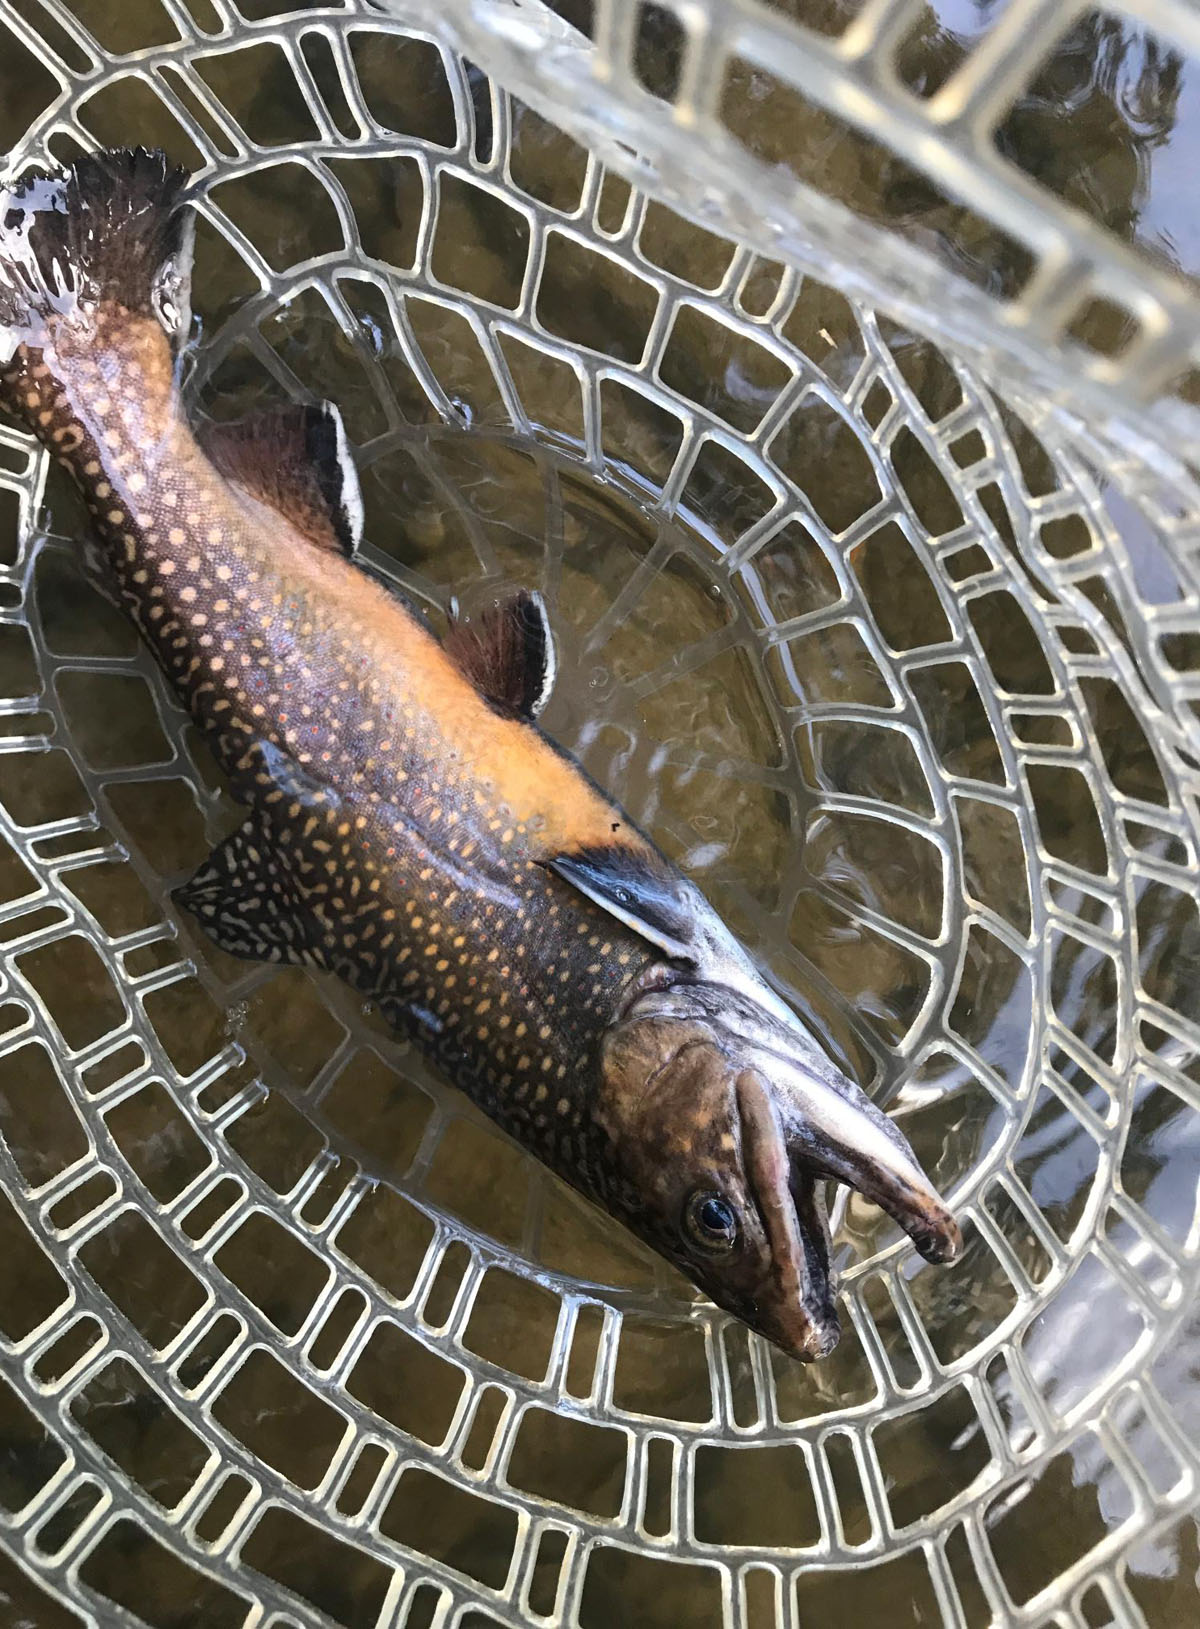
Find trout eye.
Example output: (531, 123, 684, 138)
(684, 1189, 739, 1254)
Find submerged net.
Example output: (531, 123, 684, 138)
(0, 1, 1197, 1625)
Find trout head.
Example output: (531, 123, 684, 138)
(549, 845, 961, 1361)
(592, 978, 962, 1363)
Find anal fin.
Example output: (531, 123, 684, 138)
(173, 817, 323, 968)
(199, 401, 363, 557)
(445, 588, 555, 720)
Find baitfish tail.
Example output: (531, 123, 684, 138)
(0, 146, 192, 412)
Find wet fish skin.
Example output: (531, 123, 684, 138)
(0, 161, 653, 1181)
(0, 148, 961, 1362)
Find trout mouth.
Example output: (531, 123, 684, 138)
(739, 1028, 965, 1270)
(736, 1069, 839, 1362)
(735, 1064, 962, 1363)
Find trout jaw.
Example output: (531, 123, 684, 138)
(734, 1050, 963, 1361)
(736, 1068, 839, 1362)
(755, 1041, 964, 1270)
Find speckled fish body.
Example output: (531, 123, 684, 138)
(0, 150, 961, 1362)
(0, 168, 651, 1174)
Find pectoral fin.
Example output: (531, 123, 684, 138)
(445, 589, 555, 720)
(199, 401, 363, 557)
(173, 818, 324, 968)
(545, 844, 697, 961)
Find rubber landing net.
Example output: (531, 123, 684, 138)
(0, 1, 1197, 1626)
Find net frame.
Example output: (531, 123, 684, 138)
(0, 2, 1196, 1627)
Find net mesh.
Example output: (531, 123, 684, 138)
(0, 2, 1197, 1626)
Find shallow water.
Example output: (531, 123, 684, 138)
(1, 3, 1199, 1628)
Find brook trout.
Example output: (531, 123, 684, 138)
(0, 149, 960, 1361)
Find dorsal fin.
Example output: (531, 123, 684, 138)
(545, 844, 697, 960)
(199, 401, 363, 557)
(444, 588, 556, 721)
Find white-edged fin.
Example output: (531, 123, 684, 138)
(445, 588, 556, 721)
(546, 845, 695, 960)
(200, 400, 362, 557)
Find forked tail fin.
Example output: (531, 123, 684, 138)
(0, 146, 193, 385)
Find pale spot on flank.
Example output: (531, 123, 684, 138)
(180, 586, 197, 603)
(169, 528, 185, 546)
(159, 560, 176, 575)
(127, 472, 146, 494)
